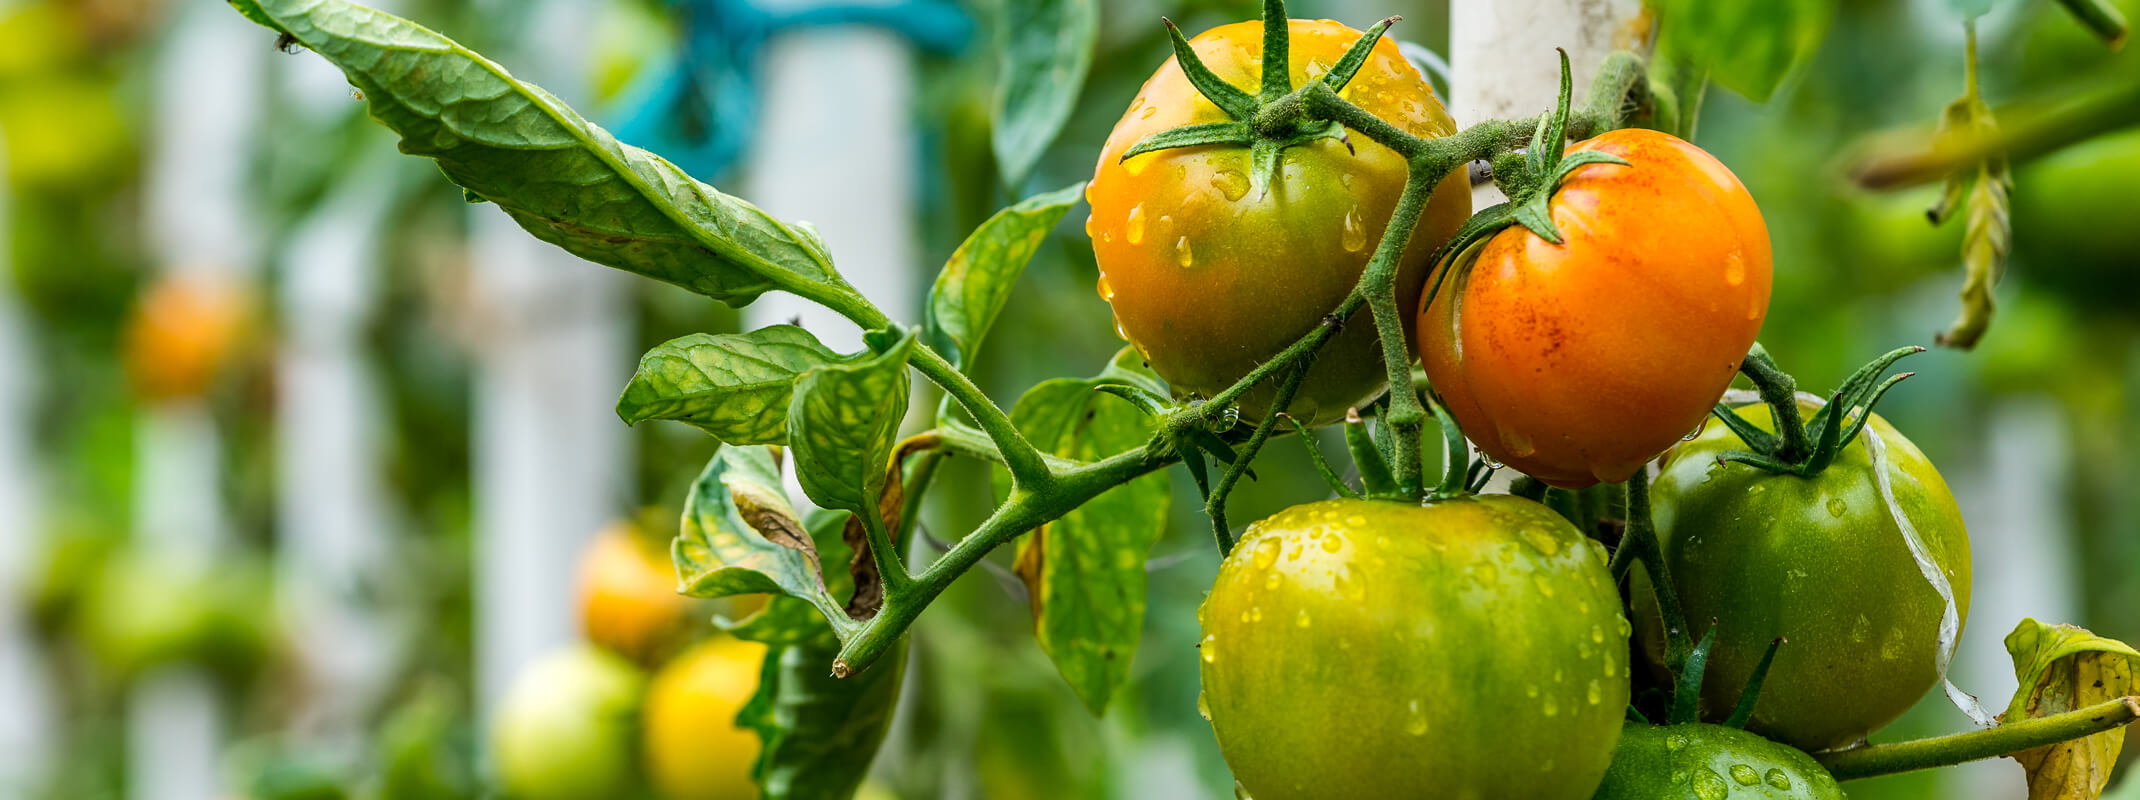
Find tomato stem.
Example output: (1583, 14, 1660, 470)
(906, 343, 1057, 490)
(1204, 362, 1310, 554)
(1814, 696, 2140, 781)
(1612, 468, 1696, 682)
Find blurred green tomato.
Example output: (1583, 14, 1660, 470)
(490, 645, 646, 800)
(78, 551, 271, 680)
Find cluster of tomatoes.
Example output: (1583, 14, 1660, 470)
(1088, 19, 1971, 800)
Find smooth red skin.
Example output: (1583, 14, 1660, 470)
(1419, 129, 1772, 488)
(1087, 19, 1470, 425)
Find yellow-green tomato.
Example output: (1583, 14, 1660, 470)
(1646, 403, 1972, 751)
(1198, 496, 1629, 800)
(491, 645, 646, 800)
(1086, 19, 1471, 425)
(1594, 723, 1843, 800)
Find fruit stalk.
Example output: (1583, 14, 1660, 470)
(1813, 696, 2140, 780)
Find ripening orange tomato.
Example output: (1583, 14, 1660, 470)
(1087, 19, 1471, 425)
(123, 273, 251, 403)
(1419, 129, 1771, 487)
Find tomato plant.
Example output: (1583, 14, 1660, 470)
(1087, 18, 1470, 425)
(1646, 392, 1972, 751)
(1419, 127, 1771, 489)
(1199, 497, 1628, 800)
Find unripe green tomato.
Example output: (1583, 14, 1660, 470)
(1643, 402, 1972, 751)
(1594, 723, 1843, 800)
(490, 645, 646, 800)
(78, 552, 271, 680)
(1199, 496, 1628, 800)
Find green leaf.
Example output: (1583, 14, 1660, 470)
(2002, 619, 2140, 799)
(727, 510, 864, 647)
(1938, 156, 2011, 349)
(991, 0, 1097, 186)
(1002, 356, 1171, 714)
(617, 326, 843, 444)
(674, 447, 852, 633)
(1653, 0, 1835, 102)
(788, 329, 915, 514)
(923, 184, 1084, 371)
(233, 0, 847, 308)
(742, 636, 908, 800)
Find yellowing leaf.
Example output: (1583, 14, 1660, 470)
(2002, 618, 2140, 800)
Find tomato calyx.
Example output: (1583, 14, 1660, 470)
(1708, 344, 1925, 477)
(1117, 9, 1394, 196)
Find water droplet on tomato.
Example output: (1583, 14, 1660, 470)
(1730, 764, 1760, 786)
(1263, 571, 1281, 590)
(1113, 317, 1132, 342)
(1765, 769, 1792, 790)
(1251, 538, 1281, 571)
(1212, 168, 1249, 201)
(1542, 696, 1559, 717)
(1340, 207, 1368, 252)
(1250, 606, 1263, 623)
(1319, 535, 1342, 554)
(1665, 733, 1688, 752)
(1519, 526, 1559, 556)
(1175, 236, 1194, 267)
(1525, 684, 1539, 698)
(1095, 274, 1114, 300)
(1592, 624, 1605, 644)
(1295, 609, 1311, 628)
(1826, 497, 1847, 517)
(1200, 634, 1217, 663)
(1724, 250, 1747, 286)
(1692, 769, 1730, 800)
(1587, 680, 1603, 705)
(1139, 105, 1157, 120)
(1404, 699, 1427, 735)
(1533, 576, 1555, 597)
(1478, 451, 1504, 469)
(1125, 204, 1146, 244)
(1197, 690, 1212, 719)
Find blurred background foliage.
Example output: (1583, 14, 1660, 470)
(2, 0, 2137, 797)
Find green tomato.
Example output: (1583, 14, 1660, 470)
(490, 645, 646, 800)
(1645, 402, 1972, 751)
(1594, 723, 1843, 800)
(1199, 496, 1629, 800)
(78, 552, 271, 680)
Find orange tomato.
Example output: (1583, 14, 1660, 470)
(1086, 19, 1471, 425)
(577, 520, 692, 665)
(1419, 129, 1770, 487)
(123, 272, 251, 403)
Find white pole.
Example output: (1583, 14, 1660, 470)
(468, 0, 631, 718)
(1449, 0, 1640, 210)
(132, 3, 268, 799)
(0, 127, 57, 799)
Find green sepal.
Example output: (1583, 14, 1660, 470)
(1344, 411, 1398, 497)
(1118, 122, 1252, 163)
(1162, 18, 1257, 120)
(1707, 404, 1778, 454)
(1723, 636, 1786, 730)
(1288, 416, 1362, 499)
(1320, 17, 1399, 95)
(1672, 624, 1718, 725)
(1257, 0, 1291, 102)
(1729, 344, 1923, 477)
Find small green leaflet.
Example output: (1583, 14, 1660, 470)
(2001, 619, 2140, 800)
(616, 326, 844, 444)
(228, 0, 852, 309)
(1004, 351, 1170, 714)
(1652, 0, 1836, 102)
(924, 183, 1085, 372)
(788, 328, 915, 515)
(673, 446, 854, 636)
(991, 0, 1097, 186)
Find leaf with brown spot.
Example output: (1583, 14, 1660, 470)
(2001, 618, 2140, 800)
(674, 446, 853, 638)
(839, 437, 915, 621)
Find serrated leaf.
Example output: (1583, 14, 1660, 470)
(991, 0, 1096, 185)
(788, 329, 915, 514)
(742, 636, 907, 800)
(233, 0, 848, 308)
(1000, 359, 1170, 714)
(924, 184, 1084, 371)
(2002, 619, 2140, 800)
(674, 447, 851, 634)
(617, 326, 843, 443)
(1653, 0, 1835, 102)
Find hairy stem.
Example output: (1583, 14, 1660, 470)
(907, 344, 1055, 489)
(1816, 697, 2140, 780)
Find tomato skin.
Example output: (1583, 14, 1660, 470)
(1088, 19, 1470, 425)
(490, 646, 646, 800)
(577, 520, 693, 665)
(643, 637, 767, 800)
(1594, 723, 1843, 800)
(1643, 402, 1972, 751)
(1419, 129, 1770, 487)
(1199, 496, 1628, 800)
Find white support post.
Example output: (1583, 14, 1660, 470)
(132, 3, 268, 799)
(468, 0, 631, 718)
(0, 130, 57, 799)
(1450, 0, 1641, 210)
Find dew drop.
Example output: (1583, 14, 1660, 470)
(1587, 680, 1603, 705)
(1730, 764, 1760, 786)
(1826, 497, 1847, 518)
(1252, 537, 1281, 571)
(1239, 610, 1252, 623)
(1591, 624, 1605, 644)
(1200, 634, 1217, 663)
(1198, 690, 1212, 720)
(1500, 425, 1537, 458)
(1140, 105, 1157, 120)
(1335, 572, 1365, 601)
(1692, 768, 1730, 800)
(1851, 612, 1872, 643)
(1340, 207, 1368, 252)
(1525, 684, 1539, 698)
(1683, 422, 1706, 441)
(1604, 653, 1617, 678)
(1404, 699, 1428, 736)
(1724, 251, 1747, 287)
(1175, 236, 1195, 267)
(1296, 608, 1312, 628)
(1125, 204, 1146, 244)
(1542, 696, 1559, 717)
(1095, 274, 1115, 300)
(1534, 576, 1556, 598)
(1519, 527, 1560, 556)
(1250, 606, 1263, 623)
(1212, 168, 1249, 201)
(1113, 318, 1132, 342)
(1320, 535, 1343, 554)
(1765, 769, 1792, 790)
(1479, 451, 1504, 469)
(1264, 571, 1281, 590)
(1665, 733, 1688, 752)
(1346, 515, 1367, 527)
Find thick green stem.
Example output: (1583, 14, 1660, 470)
(907, 344, 1054, 489)
(831, 444, 1176, 676)
(1739, 345, 1813, 461)
(1815, 697, 2140, 780)
(1612, 468, 1693, 674)
(1206, 363, 1310, 554)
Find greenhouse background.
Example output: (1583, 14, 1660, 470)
(0, 0, 2136, 797)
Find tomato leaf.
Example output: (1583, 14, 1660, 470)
(228, 0, 849, 309)
(616, 326, 844, 444)
(924, 184, 1084, 372)
(2000, 619, 2140, 800)
(1652, 0, 1836, 102)
(741, 636, 908, 800)
(674, 447, 855, 636)
(787, 329, 915, 515)
(726, 510, 863, 647)
(1001, 353, 1171, 714)
(991, 0, 1097, 186)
